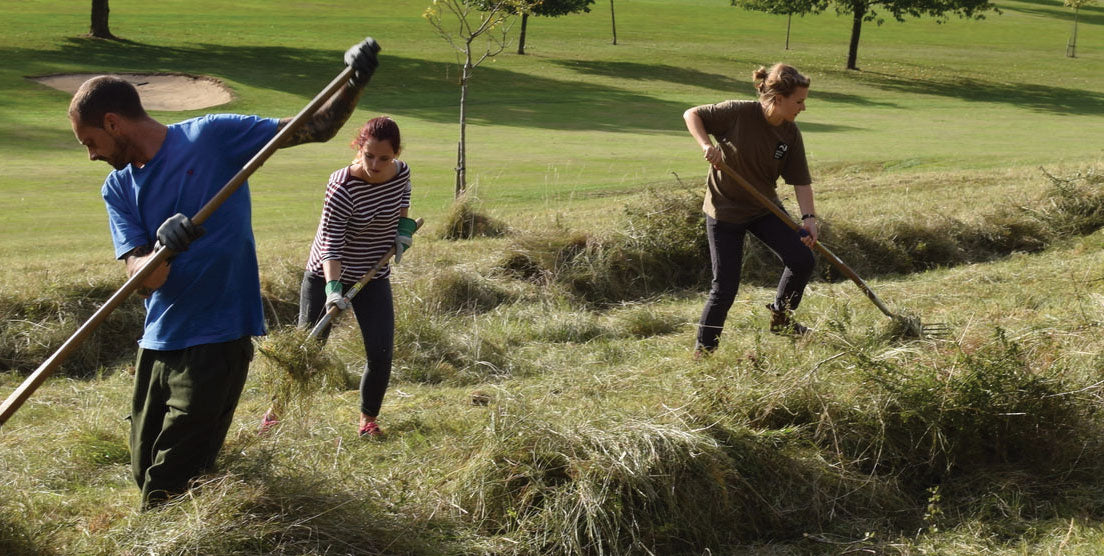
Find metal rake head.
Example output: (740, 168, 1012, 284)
(890, 313, 950, 339)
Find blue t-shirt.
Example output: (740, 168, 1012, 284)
(101, 114, 279, 350)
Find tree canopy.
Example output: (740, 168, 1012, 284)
(495, 0, 596, 54)
(734, 0, 999, 70)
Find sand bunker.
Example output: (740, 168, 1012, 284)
(31, 72, 234, 111)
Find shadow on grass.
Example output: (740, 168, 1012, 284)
(1004, 0, 1104, 27)
(0, 516, 51, 556)
(550, 59, 745, 92)
(547, 59, 877, 131)
(6, 37, 707, 134)
(813, 89, 901, 108)
(848, 69, 1104, 116)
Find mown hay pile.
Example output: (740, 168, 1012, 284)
(439, 191, 510, 240)
(253, 326, 348, 414)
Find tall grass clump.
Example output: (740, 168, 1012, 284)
(863, 331, 1094, 482)
(450, 401, 915, 553)
(566, 187, 709, 303)
(813, 166, 1101, 280)
(747, 329, 1098, 491)
(611, 303, 684, 338)
(259, 257, 306, 328)
(419, 268, 514, 314)
(1029, 167, 1104, 237)
(811, 213, 1048, 282)
(393, 276, 519, 385)
(450, 406, 739, 554)
(71, 427, 130, 467)
(499, 186, 710, 305)
(498, 229, 589, 284)
(495, 167, 1103, 303)
(530, 309, 610, 344)
(0, 279, 144, 377)
(102, 471, 435, 555)
(0, 514, 40, 556)
(439, 191, 510, 240)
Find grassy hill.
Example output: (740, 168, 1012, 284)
(1, 0, 1103, 554)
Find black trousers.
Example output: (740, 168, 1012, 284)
(697, 213, 814, 350)
(299, 271, 394, 417)
(131, 336, 252, 509)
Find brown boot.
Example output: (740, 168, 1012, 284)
(767, 304, 810, 336)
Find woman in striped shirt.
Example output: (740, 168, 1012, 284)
(299, 116, 414, 438)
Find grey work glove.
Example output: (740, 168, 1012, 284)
(156, 213, 205, 252)
(344, 37, 381, 88)
(324, 280, 349, 311)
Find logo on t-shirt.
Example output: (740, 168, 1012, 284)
(773, 142, 789, 160)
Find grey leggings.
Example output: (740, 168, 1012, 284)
(299, 271, 394, 417)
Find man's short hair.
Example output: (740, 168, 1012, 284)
(68, 75, 148, 128)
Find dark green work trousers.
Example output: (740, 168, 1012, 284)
(130, 336, 252, 509)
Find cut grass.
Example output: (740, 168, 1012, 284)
(1, 0, 1104, 554)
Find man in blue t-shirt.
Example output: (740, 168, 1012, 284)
(68, 38, 381, 509)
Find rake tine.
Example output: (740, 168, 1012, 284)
(890, 313, 950, 339)
(921, 321, 952, 338)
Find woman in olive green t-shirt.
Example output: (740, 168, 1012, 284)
(683, 63, 819, 357)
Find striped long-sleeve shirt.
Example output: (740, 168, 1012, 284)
(306, 162, 411, 282)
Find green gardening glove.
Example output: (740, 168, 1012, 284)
(324, 280, 349, 311)
(394, 217, 416, 264)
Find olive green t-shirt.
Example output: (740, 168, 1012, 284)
(694, 100, 811, 224)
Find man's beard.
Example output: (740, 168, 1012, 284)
(107, 135, 132, 170)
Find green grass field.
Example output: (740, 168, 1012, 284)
(1, 0, 1104, 554)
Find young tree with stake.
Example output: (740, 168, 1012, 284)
(731, 0, 821, 50)
(425, 0, 524, 196)
(1065, 0, 1095, 57)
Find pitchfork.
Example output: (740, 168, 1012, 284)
(713, 161, 948, 338)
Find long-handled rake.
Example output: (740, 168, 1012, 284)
(0, 63, 362, 429)
(255, 217, 424, 435)
(306, 217, 424, 341)
(713, 160, 948, 338)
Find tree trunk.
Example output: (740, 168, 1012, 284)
(517, 13, 528, 55)
(1066, 7, 1079, 57)
(785, 13, 792, 50)
(846, 3, 865, 70)
(456, 52, 472, 197)
(610, 0, 617, 45)
(90, 0, 116, 39)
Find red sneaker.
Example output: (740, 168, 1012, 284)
(358, 420, 382, 438)
(257, 409, 279, 435)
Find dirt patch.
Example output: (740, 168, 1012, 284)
(31, 72, 234, 111)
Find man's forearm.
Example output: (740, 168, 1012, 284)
(124, 245, 170, 296)
(276, 83, 364, 148)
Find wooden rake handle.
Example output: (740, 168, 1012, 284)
(0, 66, 357, 429)
(306, 217, 425, 340)
(712, 160, 896, 319)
